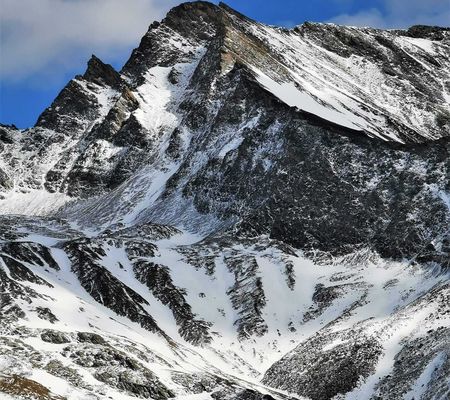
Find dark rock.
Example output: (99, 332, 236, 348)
(77, 332, 107, 345)
(263, 334, 383, 400)
(36, 307, 59, 324)
(83, 55, 124, 90)
(94, 369, 174, 399)
(0, 242, 59, 270)
(133, 260, 212, 346)
(403, 25, 450, 41)
(64, 239, 164, 335)
(0, 255, 52, 287)
(0, 167, 13, 190)
(41, 330, 71, 344)
(225, 255, 267, 339)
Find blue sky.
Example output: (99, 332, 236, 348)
(1, 0, 449, 128)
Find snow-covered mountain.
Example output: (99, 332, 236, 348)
(0, 2, 449, 399)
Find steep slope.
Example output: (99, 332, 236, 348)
(0, 2, 449, 400)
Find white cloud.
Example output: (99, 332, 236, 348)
(330, 8, 386, 28)
(1, 0, 449, 83)
(0, 0, 180, 81)
(329, 0, 450, 28)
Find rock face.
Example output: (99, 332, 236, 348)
(0, 2, 449, 400)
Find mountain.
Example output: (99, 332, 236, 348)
(0, 2, 449, 399)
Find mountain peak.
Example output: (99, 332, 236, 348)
(83, 54, 123, 89)
(162, 1, 223, 40)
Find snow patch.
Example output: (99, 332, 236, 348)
(253, 68, 364, 131)
(0, 190, 71, 216)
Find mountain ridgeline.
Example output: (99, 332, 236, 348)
(0, 2, 449, 400)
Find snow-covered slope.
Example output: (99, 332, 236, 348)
(0, 2, 449, 400)
(1, 217, 448, 400)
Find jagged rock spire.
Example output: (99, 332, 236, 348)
(83, 54, 123, 89)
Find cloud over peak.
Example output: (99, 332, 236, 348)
(0, 0, 179, 81)
(1, 0, 449, 84)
